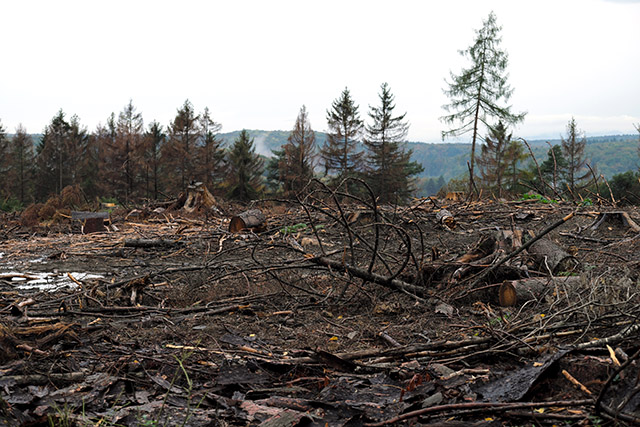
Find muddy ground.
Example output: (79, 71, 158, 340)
(1, 194, 640, 426)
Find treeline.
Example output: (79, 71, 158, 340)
(0, 83, 424, 210)
(448, 118, 640, 205)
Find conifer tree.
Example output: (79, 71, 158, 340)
(279, 105, 316, 196)
(144, 121, 165, 199)
(164, 100, 200, 194)
(197, 107, 225, 191)
(477, 121, 511, 195)
(441, 12, 525, 191)
(502, 138, 528, 193)
(227, 130, 264, 201)
(94, 113, 119, 198)
(9, 125, 34, 203)
(66, 115, 93, 196)
(36, 110, 71, 198)
(561, 117, 588, 195)
(321, 88, 363, 191)
(265, 147, 285, 194)
(364, 83, 423, 204)
(533, 144, 568, 195)
(0, 121, 9, 198)
(116, 100, 144, 200)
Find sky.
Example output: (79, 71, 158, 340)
(1, 0, 639, 144)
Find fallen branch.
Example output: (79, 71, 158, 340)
(363, 399, 594, 426)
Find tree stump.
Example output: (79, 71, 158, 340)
(183, 182, 217, 213)
(436, 209, 456, 229)
(229, 209, 266, 233)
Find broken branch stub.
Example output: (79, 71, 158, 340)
(229, 209, 266, 233)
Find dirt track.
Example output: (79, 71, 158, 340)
(1, 197, 640, 426)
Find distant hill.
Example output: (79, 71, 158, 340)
(221, 130, 639, 180)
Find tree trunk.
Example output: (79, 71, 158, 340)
(527, 238, 579, 274)
(229, 209, 266, 233)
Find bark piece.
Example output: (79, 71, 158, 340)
(229, 209, 266, 233)
(499, 276, 583, 307)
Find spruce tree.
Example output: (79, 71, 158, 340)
(197, 107, 225, 191)
(441, 12, 525, 191)
(561, 117, 588, 195)
(144, 121, 165, 200)
(321, 88, 363, 191)
(502, 138, 528, 193)
(266, 148, 283, 193)
(534, 144, 568, 195)
(364, 83, 423, 204)
(227, 130, 264, 201)
(9, 125, 34, 203)
(67, 115, 93, 197)
(36, 110, 71, 198)
(95, 113, 119, 198)
(116, 100, 144, 200)
(165, 100, 200, 193)
(0, 121, 9, 198)
(279, 105, 316, 196)
(477, 121, 511, 195)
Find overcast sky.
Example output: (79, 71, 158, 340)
(1, 0, 639, 143)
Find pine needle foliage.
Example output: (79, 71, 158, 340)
(440, 12, 525, 189)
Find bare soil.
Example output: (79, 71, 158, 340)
(1, 196, 640, 426)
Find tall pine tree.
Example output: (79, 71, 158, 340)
(0, 121, 9, 199)
(477, 121, 511, 196)
(164, 100, 200, 194)
(227, 130, 264, 201)
(143, 121, 166, 200)
(279, 105, 316, 196)
(364, 83, 422, 204)
(440, 12, 525, 191)
(502, 138, 528, 193)
(9, 125, 34, 203)
(116, 100, 144, 200)
(561, 117, 588, 195)
(36, 110, 71, 198)
(196, 107, 225, 191)
(321, 88, 364, 191)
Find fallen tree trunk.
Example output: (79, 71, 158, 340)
(230, 209, 266, 233)
(527, 238, 579, 274)
(499, 276, 583, 307)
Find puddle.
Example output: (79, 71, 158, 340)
(0, 271, 104, 291)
